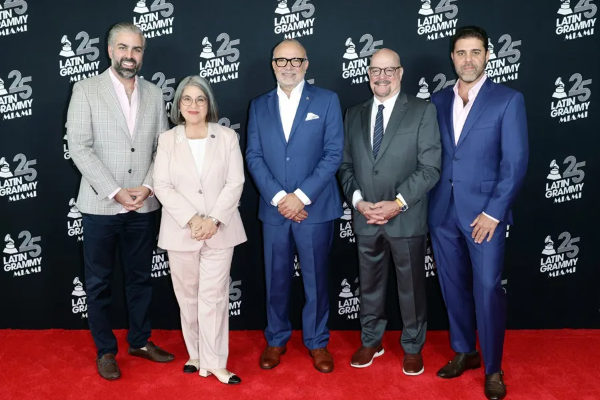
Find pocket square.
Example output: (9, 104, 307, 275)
(305, 112, 320, 121)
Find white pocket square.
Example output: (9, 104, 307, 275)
(305, 112, 320, 121)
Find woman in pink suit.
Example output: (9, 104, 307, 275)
(153, 75, 246, 385)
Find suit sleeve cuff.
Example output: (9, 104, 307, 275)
(294, 189, 311, 205)
(396, 193, 408, 209)
(482, 212, 500, 223)
(108, 187, 121, 200)
(143, 184, 154, 197)
(271, 190, 287, 206)
(352, 190, 363, 209)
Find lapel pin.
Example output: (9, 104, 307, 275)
(306, 97, 309, 100)
(211, 134, 215, 138)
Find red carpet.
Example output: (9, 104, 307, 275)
(0, 329, 599, 400)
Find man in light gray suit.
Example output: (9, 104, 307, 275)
(338, 49, 441, 375)
(66, 22, 173, 380)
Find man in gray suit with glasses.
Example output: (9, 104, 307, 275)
(338, 48, 441, 375)
(66, 22, 173, 380)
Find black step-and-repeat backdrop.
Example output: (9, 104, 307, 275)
(1, 0, 598, 331)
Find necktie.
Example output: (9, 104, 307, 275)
(373, 104, 384, 159)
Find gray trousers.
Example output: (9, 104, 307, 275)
(357, 228, 427, 354)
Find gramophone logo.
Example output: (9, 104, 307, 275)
(416, 73, 455, 100)
(339, 202, 355, 243)
(0, 153, 38, 202)
(545, 156, 585, 203)
(342, 34, 383, 85)
(550, 73, 592, 123)
(199, 34, 241, 84)
(485, 34, 522, 83)
(338, 277, 360, 320)
(0, 0, 28, 37)
(2, 230, 42, 278)
(555, 0, 597, 41)
(71, 277, 88, 319)
(133, 0, 175, 39)
(229, 276, 242, 317)
(58, 32, 101, 82)
(417, 0, 458, 41)
(66, 198, 84, 241)
(274, 0, 316, 39)
(540, 232, 580, 278)
(416, 77, 431, 100)
(0, 69, 33, 121)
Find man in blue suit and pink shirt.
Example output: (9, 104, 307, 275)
(246, 39, 344, 373)
(428, 26, 528, 400)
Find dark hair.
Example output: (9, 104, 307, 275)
(451, 26, 489, 52)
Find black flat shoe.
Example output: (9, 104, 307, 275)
(183, 364, 198, 373)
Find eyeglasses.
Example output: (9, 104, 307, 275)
(369, 66, 402, 77)
(181, 96, 207, 107)
(272, 57, 307, 68)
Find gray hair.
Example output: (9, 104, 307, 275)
(170, 75, 218, 125)
(272, 39, 308, 59)
(108, 22, 146, 49)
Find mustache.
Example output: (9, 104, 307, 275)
(119, 58, 138, 69)
(375, 80, 391, 85)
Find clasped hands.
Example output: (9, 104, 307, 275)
(114, 186, 151, 211)
(277, 193, 308, 223)
(357, 200, 402, 225)
(188, 214, 218, 241)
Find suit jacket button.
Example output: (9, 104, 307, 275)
(200, 214, 205, 218)
(449, 179, 453, 183)
(286, 157, 290, 161)
(128, 169, 132, 174)
(374, 170, 379, 175)
(453, 157, 458, 161)
(131, 148, 135, 152)
(198, 189, 203, 194)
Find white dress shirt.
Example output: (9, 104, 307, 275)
(187, 138, 207, 177)
(452, 74, 498, 223)
(271, 80, 311, 207)
(352, 92, 408, 209)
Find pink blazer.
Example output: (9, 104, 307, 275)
(153, 123, 247, 251)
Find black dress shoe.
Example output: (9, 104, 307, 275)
(437, 351, 481, 379)
(183, 364, 198, 373)
(485, 370, 507, 400)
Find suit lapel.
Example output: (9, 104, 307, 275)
(131, 78, 148, 141)
(288, 83, 313, 142)
(174, 125, 202, 188)
(98, 70, 130, 141)
(201, 123, 218, 183)
(456, 79, 494, 149)
(266, 90, 287, 146)
(361, 99, 375, 165)
(375, 92, 408, 164)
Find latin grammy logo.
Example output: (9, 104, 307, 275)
(416, 77, 431, 100)
(199, 37, 216, 59)
(59, 35, 75, 57)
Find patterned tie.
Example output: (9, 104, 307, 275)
(373, 104, 384, 159)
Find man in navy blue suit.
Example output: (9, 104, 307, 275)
(246, 39, 344, 373)
(429, 26, 528, 400)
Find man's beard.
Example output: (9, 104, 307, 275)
(112, 58, 141, 79)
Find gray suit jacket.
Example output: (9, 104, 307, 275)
(338, 92, 441, 238)
(66, 69, 169, 215)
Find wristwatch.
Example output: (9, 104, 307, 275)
(209, 216, 222, 228)
(395, 198, 408, 212)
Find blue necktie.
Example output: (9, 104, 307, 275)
(373, 104, 384, 159)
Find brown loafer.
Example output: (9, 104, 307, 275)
(128, 341, 174, 363)
(437, 351, 481, 379)
(485, 370, 507, 400)
(403, 352, 424, 375)
(309, 347, 334, 373)
(350, 344, 384, 368)
(260, 346, 286, 369)
(96, 353, 120, 380)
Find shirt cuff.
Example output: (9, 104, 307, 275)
(352, 190, 363, 209)
(482, 212, 500, 223)
(396, 193, 408, 209)
(108, 187, 121, 200)
(294, 189, 311, 205)
(271, 190, 287, 206)
(143, 185, 154, 197)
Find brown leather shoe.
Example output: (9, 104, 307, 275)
(485, 371, 507, 400)
(259, 346, 286, 369)
(96, 354, 120, 380)
(403, 353, 424, 375)
(309, 348, 334, 373)
(128, 341, 174, 363)
(350, 344, 384, 368)
(437, 351, 482, 379)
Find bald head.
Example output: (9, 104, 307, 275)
(368, 48, 404, 102)
(272, 39, 307, 59)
